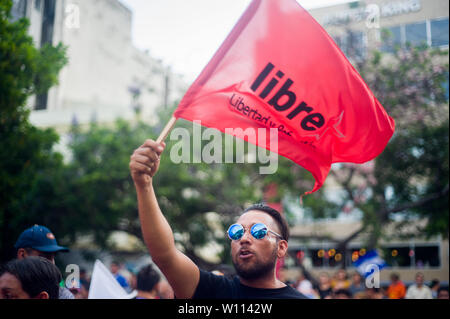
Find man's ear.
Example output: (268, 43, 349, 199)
(16, 248, 27, 259)
(277, 240, 288, 259)
(34, 291, 50, 299)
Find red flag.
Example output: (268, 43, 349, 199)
(174, 0, 395, 194)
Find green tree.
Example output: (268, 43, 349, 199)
(0, 0, 67, 262)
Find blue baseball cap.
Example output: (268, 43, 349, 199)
(14, 225, 69, 253)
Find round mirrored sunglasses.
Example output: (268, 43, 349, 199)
(227, 223, 283, 241)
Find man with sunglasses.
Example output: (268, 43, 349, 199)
(129, 139, 306, 299)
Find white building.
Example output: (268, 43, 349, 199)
(11, 0, 187, 131)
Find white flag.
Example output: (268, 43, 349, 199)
(88, 260, 137, 299)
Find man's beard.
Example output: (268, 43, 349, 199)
(232, 247, 278, 281)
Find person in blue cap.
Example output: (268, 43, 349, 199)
(15, 225, 69, 264)
(14, 225, 74, 299)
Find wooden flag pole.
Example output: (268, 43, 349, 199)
(156, 116, 177, 144)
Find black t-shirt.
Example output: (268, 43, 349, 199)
(193, 270, 307, 299)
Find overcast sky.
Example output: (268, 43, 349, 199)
(118, 0, 354, 81)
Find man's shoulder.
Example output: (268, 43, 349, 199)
(193, 269, 237, 299)
(276, 284, 309, 299)
(194, 270, 308, 299)
(59, 287, 75, 299)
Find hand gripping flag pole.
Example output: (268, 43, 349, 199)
(156, 116, 177, 144)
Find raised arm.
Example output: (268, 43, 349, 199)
(129, 139, 200, 299)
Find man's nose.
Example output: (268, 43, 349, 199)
(239, 229, 252, 243)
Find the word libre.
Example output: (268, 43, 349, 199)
(251, 62, 326, 132)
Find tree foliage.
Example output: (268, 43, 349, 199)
(0, 0, 67, 261)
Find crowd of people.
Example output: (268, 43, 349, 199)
(0, 222, 449, 300)
(0, 224, 175, 300)
(3, 138, 448, 301)
(57, 258, 450, 300)
(68, 261, 174, 299)
(285, 267, 449, 299)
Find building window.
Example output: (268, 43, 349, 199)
(405, 21, 427, 47)
(382, 17, 449, 52)
(35, 94, 48, 111)
(34, 0, 57, 111)
(41, 0, 56, 46)
(347, 31, 366, 60)
(34, 0, 41, 11)
(382, 244, 441, 268)
(10, 0, 27, 21)
(333, 31, 367, 61)
(381, 26, 402, 52)
(384, 246, 412, 267)
(414, 245, 440, 268)
(431, 18, 449, 47)
(306, 247, 346, 268)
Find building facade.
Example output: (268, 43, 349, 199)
(11, 0, 187, 131)
(309, 0, 448, 61)
(287, 220, 449, 285)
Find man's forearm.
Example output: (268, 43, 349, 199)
(130, 140, 201, 298)
(136, 183, 176, 262)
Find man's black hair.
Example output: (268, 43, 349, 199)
(0, 256, 62, 299)
(137, 264, 161, 292)
(437, 287, 448, 294)
(390, 273, 400, 281)
(243, 203, 290, 241)
(334, 289, 353, 298)
(430, 279, 440, 288)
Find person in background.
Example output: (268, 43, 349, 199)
(429, 279, 440, 299)
(134, 264, 161, 299)
(295, 271, 318, 299)
(79, 268, 90, 289)
(331, 269, 350, 292)
(14, 224, 73, 299)
(353, 290, 368, 299)
(128, 270, 138, 292)
(315, 272, 333, 299)
(69, 281, 90, 299)
(157, 279, 175, 299)
(110, 260, 131, 292)
(387, 273, 406, 299)
(349, 272, 365, 296)
(0, 257, 61, 299)
(15, 225, 69, 264)
(365, 287, 385, 299)
(437, 287, 449, 299)
(406, 272, 433, 299)
(333, 289, 353, 299)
